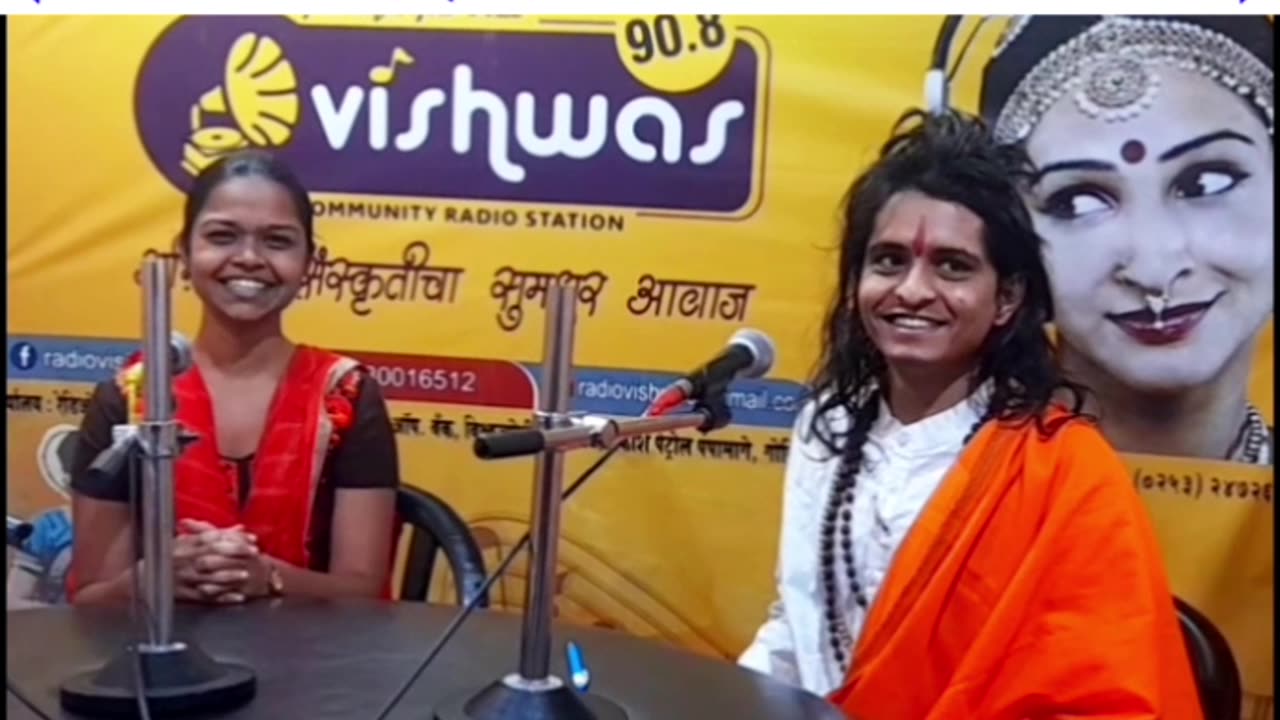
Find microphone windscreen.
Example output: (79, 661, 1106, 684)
(169, 332, 193, 374)
(728, 329, 777, 379)
(474, 429, 546, 460)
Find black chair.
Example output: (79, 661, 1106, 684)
(7, 516, 33, 549)
(1174, 596, 1242, 720)
(396, 486, 489, 608)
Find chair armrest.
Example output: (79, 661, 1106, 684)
(396, 486, 490, 607)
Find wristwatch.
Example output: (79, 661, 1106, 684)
(266, 559, 285, 597)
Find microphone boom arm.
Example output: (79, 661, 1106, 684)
(439, 287, 748, 720)
(474, 395, 733, 462)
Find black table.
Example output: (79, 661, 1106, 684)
(7, 600, 843, 719)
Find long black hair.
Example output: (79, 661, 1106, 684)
(807, 108, 1087, 456)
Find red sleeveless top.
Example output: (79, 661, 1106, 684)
(155, 346, 358, 567)
(70, 345, 396, 598)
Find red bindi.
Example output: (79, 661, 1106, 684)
(1120, 140, 1146, 164)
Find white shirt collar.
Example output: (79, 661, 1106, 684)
(870, 380, 993, 455)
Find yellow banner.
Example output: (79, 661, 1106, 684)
(7, 16, 1272, 718)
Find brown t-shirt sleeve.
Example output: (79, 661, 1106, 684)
(68, 372, 399, 498)
(69, 381, 131, 503)
(326, 373, 401, 490)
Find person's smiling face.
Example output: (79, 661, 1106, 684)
(183, 176, 311, 326)
(1023, 66, 1274, 392)
(857, 191, 1020, 378)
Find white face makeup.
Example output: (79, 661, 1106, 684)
(1023, 66, 1274, 392)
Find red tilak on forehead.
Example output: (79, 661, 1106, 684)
(911, 221, 930, 257)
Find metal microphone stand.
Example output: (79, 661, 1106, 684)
(435, 285, 734, 720)
(60, 258, 256, 718)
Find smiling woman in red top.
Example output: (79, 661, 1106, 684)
(70, 150, 400, 605)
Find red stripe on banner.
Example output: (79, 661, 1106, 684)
(341, 350, 535, 409)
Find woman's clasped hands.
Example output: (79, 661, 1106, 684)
(174, 519, 273, 604)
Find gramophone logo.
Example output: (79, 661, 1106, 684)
(135, 16, 764, 215)
(180, 33, 300, 176)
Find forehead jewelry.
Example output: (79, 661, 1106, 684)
(992, 17, 1274, 145)
(1075, 53, 1160, 124)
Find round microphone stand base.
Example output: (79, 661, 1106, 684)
(59, 641, 256, 718)
(434, 674, 628, 720)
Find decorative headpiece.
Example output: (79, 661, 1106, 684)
(980, 16, 1275, 145)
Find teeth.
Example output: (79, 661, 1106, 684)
(225, 279, 267, 299)
(889, 316, 937, 329)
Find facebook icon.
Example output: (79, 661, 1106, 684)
(10, 342, 38, 371)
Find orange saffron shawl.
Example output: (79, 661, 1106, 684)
(829, 413, 1203, 720)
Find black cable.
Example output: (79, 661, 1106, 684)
(128, 581, 155, 720)
(372, 442, 626, 720)
(930, 15, 964, 74)
(126, 456, 154, 720)
(947, 16, 991, 82)
(6, 677, 54, 720)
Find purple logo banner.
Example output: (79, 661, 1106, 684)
(134, 16, 763, 214)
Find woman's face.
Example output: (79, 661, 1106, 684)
(183, 176, 310, 325)
(1023, 66, 1274, 392)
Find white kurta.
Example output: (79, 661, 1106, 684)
(738, 386, 989, 696)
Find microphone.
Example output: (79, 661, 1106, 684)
(85, 332, 194, 485)
(166, 332, 193, 375)
(649, 328, 776, 416)
(125, 332, 193, 376)
(473, 329, 776, 460)
(61, 256, 257, 720)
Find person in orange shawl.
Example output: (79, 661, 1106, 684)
(69, 150, 400, 605)
(739, 110, 1203, 719)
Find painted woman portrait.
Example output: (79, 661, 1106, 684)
(979, 16, 1274, 465)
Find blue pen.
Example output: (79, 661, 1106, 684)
(566, 641, 590, 692)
